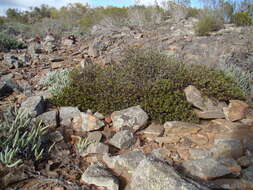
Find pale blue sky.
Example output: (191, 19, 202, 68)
(0, 0, 202, 15)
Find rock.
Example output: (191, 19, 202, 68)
(0, 81, 13, 98)
(20, 96, 46, 117)
(211, 139, 243, 159)
(87, 131, 103, 143)
(213, 178, 249, 190)
(182, 158, 241, 180)
(83, 142, 109, 156)
(151, 148, 171, 161)
(50, 57, 64, 62)
(73, 112, 105, 132)
(81, 162, 119, 190)
(242, 166, 253, 188)
(244, 139, 253, 153)
(164, 121, 200, 136)
(194, 109, 225, 119)
(94, 112, 105, 120)
(109, 130, 136, 149)
(49, 131, 64, 142)
(142, 123, 164, 139)
(130, 157, 209, 190)
(88, 38, 107, 57)
(111, 105, 149, 131)
(51, 62, 63, 69)
(103, 150, 147, 173)
(4, 54, 24, 69)
(184, 85, 221, 111)
(237, 156, 253, 167)
(223, 100, 249, 122)
(36, 110, 58, 127)
(155, 135, 181, 144)
(59, 107, 80, 126)
(189, 149, 212, 160)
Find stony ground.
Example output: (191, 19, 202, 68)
(1, 18, 253, 190)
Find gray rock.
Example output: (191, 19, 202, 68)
(4, 54, 24, 69)
(59, 107, 80, 126)
(94, 112, 105, 120)
(130, 158, 209, 190)
(49, 131, 63, 142)
(73, 112, 105, 132)
(189, 149, 212, 160)
(50, 57, 64, 62)
(87, 131, 103, 143)
(211, 139, 243, 159)
(81, 162, 119, 190)
(83, 142, 109, 156)
(20, 96, 46, 117)
(237, 156, 253, 167)
(242, 166, 253, 188)
(36, 110, 58, 127)
(109, 130, 136, 149)
(103, 150, 147, 173)
(182, 158, 241, 180)
(111, 105, 148, 131)
(194, 109, 225, 119)
(151, 148, 171, 161)
(164, 121, 200, 136)
(0, 79, 23, 97)
(184, 85, 223, 112)
(142, 123, 164, 138)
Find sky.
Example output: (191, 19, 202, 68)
(0, 0, 201, 15)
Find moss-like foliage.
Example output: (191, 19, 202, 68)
(232, 12, 252, 26)
(194, 15, 224, 36)
(52, 50, 244, 123)
(0, 33, 27, 51)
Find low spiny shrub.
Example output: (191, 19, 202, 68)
(52, 50, 244, 123)
(0, 33, 26, 51)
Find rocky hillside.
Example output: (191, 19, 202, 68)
(1, 17, 253, 190)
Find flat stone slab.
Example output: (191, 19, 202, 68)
(81, 162, 119, 190)
(182, 158, 241, 180)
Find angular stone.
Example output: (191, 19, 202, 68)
(184, 85, 220, 111)
(242, 166, 253, 188)
(94, 112, 105, 120)
(59, 107, 80, 126)
(211, 139, 243, 159)
(83, 142, 109, 156)
(20, 96, 46, 117)
(164, 121, 201, 136)
(213, 179, 249, 190)
(0, 81, 13, 97)
(151, 148, 171, 161)
(142, 123, 164, 138)
(194, 109, 225, 119)
(111, 105, 148, 131)
(81, 162, 119, 190)
(109, 130, 136, 149)
(49, 131, 64, 143)
(130, 158, 209, 190)
(189, 149, 212, 160)
(36, 110, 58, 127)
(87, 131, 103, 143)
(237, 156, 253, 167)
(103, 150, 146, 173)
(182, 158, 241, 180)
(223, 100, 249, 122)
(73, 112, 105, 132)
(155, 135, 180, 144)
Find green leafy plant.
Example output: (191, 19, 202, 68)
(0, 32, 27, 51)
(186, 8, 200, 18)
(194, 15, 224, 36)
(75, 137, 93, 155)
(232, 12, 252, 26)
(52, 50, 244, 124)
(0, 108, 53, 167)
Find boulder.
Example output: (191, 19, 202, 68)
(164, 121, 200, 136)
(182, 158, 241, 180)
(36, 110, 58, 127)
(242, 166, 253, 188)
(111, 105, 148, 131)
(73, 112, 105, 132)
(142, 123, 164, 139)
(237, 156, 253, 167)
(87, 131, 103, 143)
(189, 149, 212, 160)
(59, 107, 80, 126)
(3, 54, 24, 69)
(194, 109, 225, 119)
(109, 130, 136, 149)
(103, 150, 147, 173)
(20, 96, 46, 117)
(211, 139, 243, 159)
(130, 158, 209, 190)
(223, 100, 249, 121)
(82, 142, 109, 157)
(81, 162, 119, 190)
